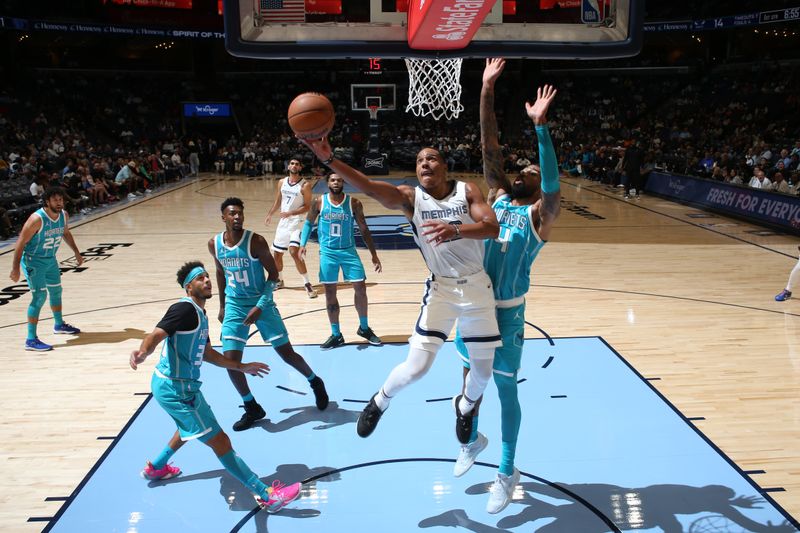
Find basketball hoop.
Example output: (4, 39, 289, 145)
(367, 105, 380, 121)
(404, 57, 464, 121)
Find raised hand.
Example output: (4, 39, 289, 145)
(525, 84, 557, 126)
(482, 57, 505, 87)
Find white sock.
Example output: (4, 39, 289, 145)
(301, 273, 310, 285)
(374, 388, 391, 411)
(458, 395, 476, 415)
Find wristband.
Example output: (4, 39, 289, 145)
(453, 224, 461, 237)
(320, 154, 335, 166)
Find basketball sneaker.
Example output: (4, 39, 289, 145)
(453, 432, 488, 477)
(452, 394, 475, 444)
(776, 289, 792, 302)
(255, 480, 302, 514)
(232, 402, 266, 431)
(141, 461, 181, 481)
(275, 279, 284, 289)
(486, 468, 520, 514)
(320, 333, 345, 350)
(304, 282, 318, 299)
(25, 338, 53, 351)
(53, 323, 81, 335)
(310, 376, 329, 410)
(357, 395, 385, 438)
(356, 326, 382, 345)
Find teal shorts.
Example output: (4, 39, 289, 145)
(21, 254, 60, 293)
(319, 247, 366, 284)
(455, 303, 525, 377)
(151, 372, 221, 442)
(221, 297, 289, 352)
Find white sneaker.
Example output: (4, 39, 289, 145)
(453, 432, 488, 477)
(144, 188, 153, 194)
(127, 193, 137, 199)
(486, 467, 520, 514)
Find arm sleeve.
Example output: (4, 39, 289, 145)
(536, 125, 560, 195)
(299, 220, 312, 247)
(156, 302, 198, 335)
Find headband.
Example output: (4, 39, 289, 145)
(182, 266, 207, 289)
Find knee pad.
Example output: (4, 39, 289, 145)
(48, 285, 63, 304)
(29, 289, 47, 310)
(464, 350, 494, 400)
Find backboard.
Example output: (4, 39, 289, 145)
(225, 0, 643, 60)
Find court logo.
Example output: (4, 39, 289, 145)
(0, 242, 133, 306)
(332, 215, 417, 250)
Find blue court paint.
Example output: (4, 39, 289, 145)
(45, 338, 799, 532)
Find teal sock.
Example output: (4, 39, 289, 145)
(218, 450, 268, 497)
(331, 323, 341, 336)
(495, 374, 521, 476)
(26, 319, 37, 340)
(306, 372, 316, 382)
(49, 286, 63, 326)
(241, 392, 254, 403)
(499, 441, 517, 476)
(469, 415, 479, 444)
(151, 445, 176, 470)
(359, 316, 369, 329)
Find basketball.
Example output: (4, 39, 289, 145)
(287, 92, 335, 140)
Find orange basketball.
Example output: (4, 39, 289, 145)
(287, 92, 335, 140)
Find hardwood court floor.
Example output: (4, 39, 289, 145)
(0, 173, 798, 531)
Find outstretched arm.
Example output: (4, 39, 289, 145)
(300, 137, 415, 215)
(353, 198, 381, 273)
(203, 342, 270, 376)
(129, 327, 169, 369)
(526, 84, 561, 240)
(481, 58, 511, 196)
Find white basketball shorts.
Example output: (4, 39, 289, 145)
(272, 215, 303, 252)
(409, 270, 500, 357)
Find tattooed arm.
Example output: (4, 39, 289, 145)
(480, 58, 512, 198)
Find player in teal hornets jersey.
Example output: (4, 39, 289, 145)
(9, 187, 83, 352)
(209, 197, 328, 432)
(130, 261, 303, 514)
(299, 173, 383, 350)
(453, 58, 562, 514)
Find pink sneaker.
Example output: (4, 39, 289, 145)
(141, 461, 181, 481)
(255, 480, 302, 513)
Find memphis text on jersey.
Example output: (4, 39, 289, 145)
(419, 204, 468, 220)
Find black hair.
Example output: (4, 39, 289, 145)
(220, 197, 244, 212)
(176, 260, 205, 288)
(43, 186, 67, 202)
(326, 173, 339, 182)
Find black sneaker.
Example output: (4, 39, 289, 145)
(321, 333, 345, 350)
(357, 395, 385, 438)
(232, 402, 266, 432)
(356, 326, 382, 345)
(310, 376, 329, 410)
(452, 394, 474, 444)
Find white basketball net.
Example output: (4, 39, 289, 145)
(404, 58, 464, 121)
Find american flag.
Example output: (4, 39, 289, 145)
(260, 0, 306, 23)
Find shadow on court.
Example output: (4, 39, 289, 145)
(61, 328, 146, 346)
(418, 481, 796, 533)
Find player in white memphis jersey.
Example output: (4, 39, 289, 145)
(300, 137, 501, 444)
(451, 58, 562, 514)
(263, 158, 317, 298)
